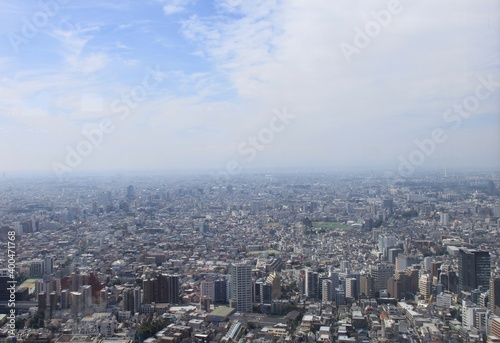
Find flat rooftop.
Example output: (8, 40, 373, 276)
(208, 306, 235, 318)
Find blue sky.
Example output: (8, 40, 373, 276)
(0, 0, 499, 176)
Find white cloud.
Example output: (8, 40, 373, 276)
(70, 52, 110, 74)
(162, 0, 195, 15)
(0, 0, 498, 173)
(50, 25, 109, 73)
(175, 0, 500, 170)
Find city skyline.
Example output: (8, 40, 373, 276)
(0, 0, 499, 177)
(1, 170, 499, 340)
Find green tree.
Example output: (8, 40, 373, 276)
(135, 317, 171, 343)
(15, 317, 25, 330)
(301, 217, 313, 229)
(30, 309, 45, 329)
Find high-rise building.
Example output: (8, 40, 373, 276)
(142, 274, 179, 304)
(378, 234, 397, 260)
(49, 291, 57, 317)
(201, 280, 215, 301)
(199, 220, 210, 234)
(322, 279, 333, 302)
(133, 287, 142, 314)
(201, 278, 227, 304)
(340, 261, 350, 270)
(81, 285, 92, 315)
(436, 292, 453, 308)
(70, 291, 82, 315)
(387, 248, 403, 265)
(336, 286, 345, 305)
(100, 288, 108, 312)
(396, 254, 419, 272)
(419, 273, 432, 301)
(458, 249, 491, 292)
(166, 274, 180, 304)
(423, 257, 432, 271)
(157, 274, 169, 303)
(491, 316, 500, 339)
(0, 269, 11, 306)
(490, 277, 500, 316)
(38, 292, 46, 310)
(230, 264, 252, 313)
(430, 261, 442, 281)
(253, 280, 262, 303)
(387, 272, 412, 300)
(462, 299, 488, 331)
(142, 278, 156, 304)
(200, 296, 211, 312)
(304, 269, 319, 300)
(382, 199, 394, 213)
(370, 264, 394, 293)
(123, 288, 135, 313)
(214, 279, 227, 304)
(251, 201, 261, 214)
(45, 257, 54, 275)
(404, 267, 420, 296)
(126, 185, 135, 200)
(35, 279, 52, 305)
(345, 278, 357, 299)
(360, 274, 375, 298)
(439, 213, 450, 226)
(60, 289, 70, 310)
(70, 273, 87, 292)
(462, 299, 476, 330)
(259, 283, 273, 304)
(439, 265, 458, 293)
(330, 271, 340, 290)
(318, 275, 330, 302)
(265, 272, 281, 299)
(30, 259, 45, 277)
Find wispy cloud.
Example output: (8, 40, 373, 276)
(162, 0, 196, 15)
(50, 24, 109, 73)
(0, 0, 498, 173)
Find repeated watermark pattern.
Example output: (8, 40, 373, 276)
(398, 74, 500, 177)
(51, 65, 166, 179)
(340, 0, 411, 64)
(214, 107, 295, 185)
(7, 0, 70, 53)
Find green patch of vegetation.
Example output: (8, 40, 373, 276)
(302, 218, 313, 228)
(29, 309, 45, 329)
(312, 222, 350, 230)
(135, 317, 171, 343)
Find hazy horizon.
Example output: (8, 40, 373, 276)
(1, 0, 499, 178)
(2, 165, 499, 180)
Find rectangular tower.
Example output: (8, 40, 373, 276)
(230, 264, 252, 313)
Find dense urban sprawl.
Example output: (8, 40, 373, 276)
(0, 171, 500, 343)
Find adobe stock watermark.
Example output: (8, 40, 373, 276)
(214, 107, 295, 184)
(339, 0, 410, 64)
(6, 230, 17, 337)
(51, 65, 166, 179)
(7, 0, 69, 53)
(398, 74, 500, 177)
